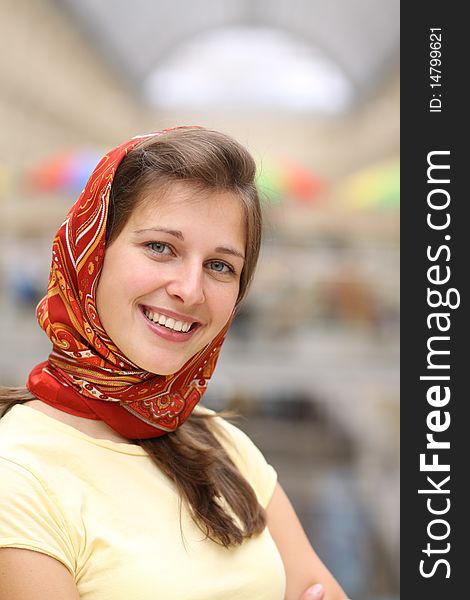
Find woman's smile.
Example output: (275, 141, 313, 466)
(95, 182, 246, 375)
(139, 305, 202, 341)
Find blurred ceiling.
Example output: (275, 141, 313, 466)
(59, 0, 399, 111)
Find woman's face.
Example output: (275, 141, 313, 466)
(96, 182, 246, 375)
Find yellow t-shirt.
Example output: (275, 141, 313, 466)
(0, 404, 286, 599)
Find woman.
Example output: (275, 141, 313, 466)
(0, 127, 349, 599)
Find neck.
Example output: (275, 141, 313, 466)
(23, 400, 133, 444)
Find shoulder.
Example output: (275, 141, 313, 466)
(0, 453, 77, 575)
(196, 405, 278, 507)
(0, 404, 64, 474)
(194, 405, 257, 454)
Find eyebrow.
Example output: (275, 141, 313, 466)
(134, 227, 184, 240)
(133, 227, 245, 260)
(214, 246, 245, 261)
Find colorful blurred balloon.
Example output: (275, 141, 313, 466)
(339, 159, 399, 210)
(27, 148, 103, 194)
(256, 159, 326, 204)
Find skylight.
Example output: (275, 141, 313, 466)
(143, 26, 353, 114)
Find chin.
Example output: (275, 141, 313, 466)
(134, 355, 190, 376)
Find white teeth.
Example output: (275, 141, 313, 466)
(144, 309, 193, 333)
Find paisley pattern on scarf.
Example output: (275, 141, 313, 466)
(27, 129, 231, 439)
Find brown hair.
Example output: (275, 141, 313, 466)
(1, 127, 265, 547)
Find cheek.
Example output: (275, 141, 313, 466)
(106, 256, 157, 298)
(123, 269, 155, 295)
(208, 284, 239, 322)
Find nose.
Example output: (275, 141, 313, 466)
(165, 260, 205, 306)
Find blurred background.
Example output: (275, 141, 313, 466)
(0, 0, 399, 598)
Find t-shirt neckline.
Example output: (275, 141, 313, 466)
(10, 404, 149, 456)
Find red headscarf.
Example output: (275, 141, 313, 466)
(27, 129, 231, 439)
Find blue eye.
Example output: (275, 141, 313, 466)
(208, 261, 233, 274)
(147, 242, 172, 255)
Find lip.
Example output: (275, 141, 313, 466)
(139, 305, 202, 343)
(141, 305, 202, 326)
